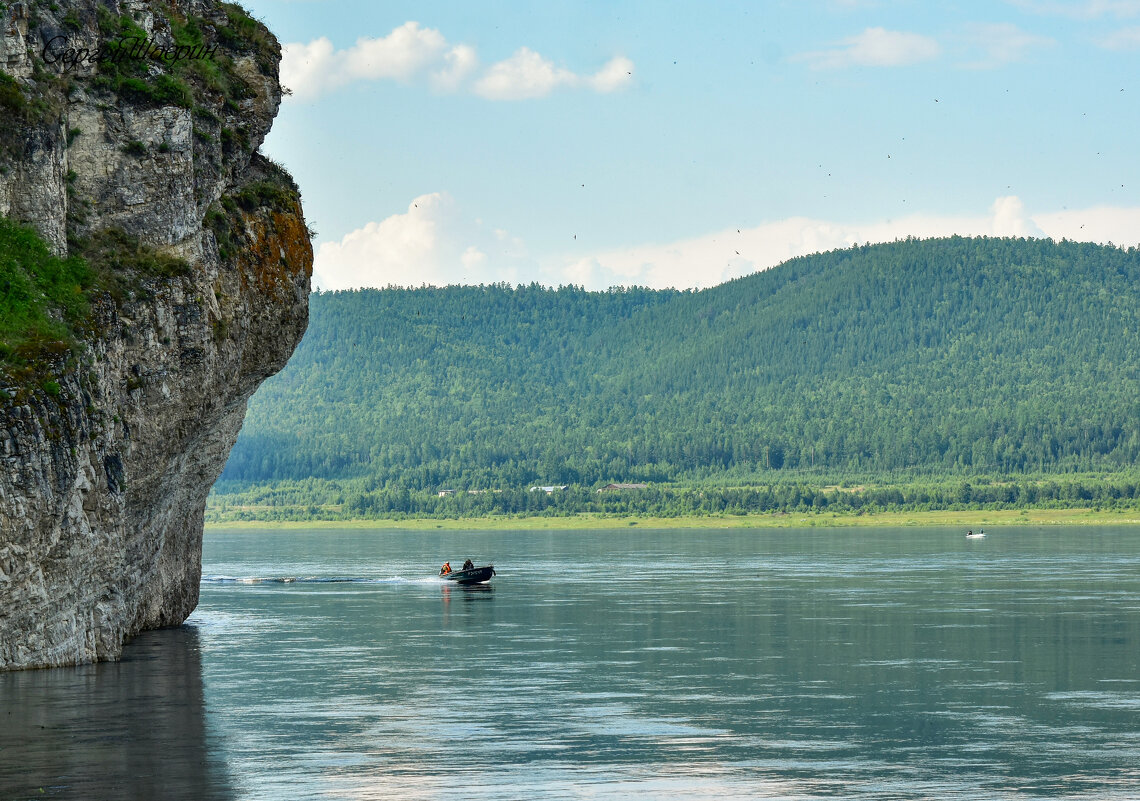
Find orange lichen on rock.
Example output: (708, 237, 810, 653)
(233, 201, 313, 300)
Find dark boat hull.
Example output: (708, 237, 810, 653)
(442, 565, 495, 584)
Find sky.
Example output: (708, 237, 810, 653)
(238, 0, 1140, 290)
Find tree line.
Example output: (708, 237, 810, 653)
(218, 236, 1140, 506)
(207, 473, 1140, 522)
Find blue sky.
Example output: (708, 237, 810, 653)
(239, 0, 1140, 289)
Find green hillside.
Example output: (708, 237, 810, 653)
(220, 236, 1140, 495)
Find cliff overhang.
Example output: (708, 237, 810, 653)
(1, 0, 312, 670)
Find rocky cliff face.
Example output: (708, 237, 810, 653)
(0, 0, 311, 670)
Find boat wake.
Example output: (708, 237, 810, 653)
(201, 575, 442, 585)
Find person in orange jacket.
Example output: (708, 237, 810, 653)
(440, 562, 452, 576)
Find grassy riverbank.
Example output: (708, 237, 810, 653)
(203, 506, 1140, 531)
(208, 473, 1140, 528)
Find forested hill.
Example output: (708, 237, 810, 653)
(221, 236, 1140, 489)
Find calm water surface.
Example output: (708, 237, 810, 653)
(2, 526, 1140, 799)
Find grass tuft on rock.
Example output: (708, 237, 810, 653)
(0, 216, 93, 367)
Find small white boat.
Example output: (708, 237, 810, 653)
(966, 530, 986, 539)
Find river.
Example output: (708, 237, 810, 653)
(2, 526, 1139, 799)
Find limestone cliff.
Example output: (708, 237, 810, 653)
(0, 0, 311, 670)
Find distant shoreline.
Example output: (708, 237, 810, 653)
(204, 507, 1140, 531)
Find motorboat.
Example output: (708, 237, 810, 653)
(440, 564, 496, 584)
(966, 530, 986, 539)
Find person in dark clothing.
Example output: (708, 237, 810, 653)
(462, 559, 474, 571)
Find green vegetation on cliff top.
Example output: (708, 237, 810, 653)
(1, 1, 287, 382)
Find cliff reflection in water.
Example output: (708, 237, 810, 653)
(0, 625, 230, 800)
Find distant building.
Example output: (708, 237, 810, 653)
(597, 483, 648, 492)
(438, 489, 456, 497)
(529, 485, 568, 493)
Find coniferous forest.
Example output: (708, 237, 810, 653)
(210, 236, 1140, 520)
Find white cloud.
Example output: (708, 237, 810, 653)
(461, 245, 488, 270)
(1098, 25, 1140, 47)
(281, 23, 633, 101)
(960, 23, 1054, 67)
(280, 37, 337, 99)
(547, 197, 1140, 290)
(315, 195, 1140, 292)
(547, 209, 1012, 290)
(990, 196, 1041, 236)
(587, 56, 636, 93)
(473, 49, 633, 100)
(431, 45, 479, 92)
(340, 22, 447, 81)
(312, 193, 533, 290)
(473, 47, 579, 100)
(1031, 204, 1140, 244)
(796, 27, 941, 69)
(281, 23, 448, 100)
